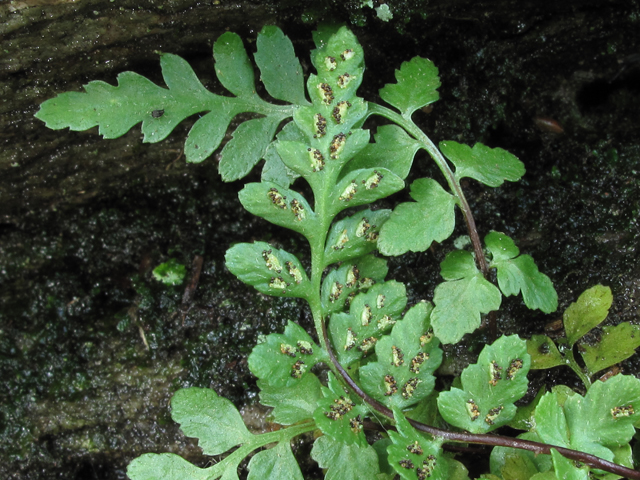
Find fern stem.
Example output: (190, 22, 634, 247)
(309, 241, 327, 352)
(563, 345, 593, 390)
(366, 103, 488, 278)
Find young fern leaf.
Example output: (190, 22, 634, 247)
(527, 285, 640, 383)
(329, 280, 407, 366)
(431, 250, 502, 344)
(133, 388, 250, 480)
(35, 27, 307, 181)
(35, 53, 215, 141)
(379, 56, 441, 118)
(439, 141, 526, 188)
(360, 302, 443, 409)
(562, 284, 613, 347)
(485, 231, 558, 313)
(378, 178, 456, 256)
(248, 320, 325, 388)
(437, 335, 530, 434)
(127, 388, 312, 480)
(170, 388, 252, 455)
(562, 285, 640, 379)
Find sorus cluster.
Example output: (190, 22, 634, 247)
(324, 395, 355, 420)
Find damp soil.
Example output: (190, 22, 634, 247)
(1, 1, 640, 479)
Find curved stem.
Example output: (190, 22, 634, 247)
(563, 345, 592, 390)
(321, 321, 640, 479)
(366, 103, 488, 277)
